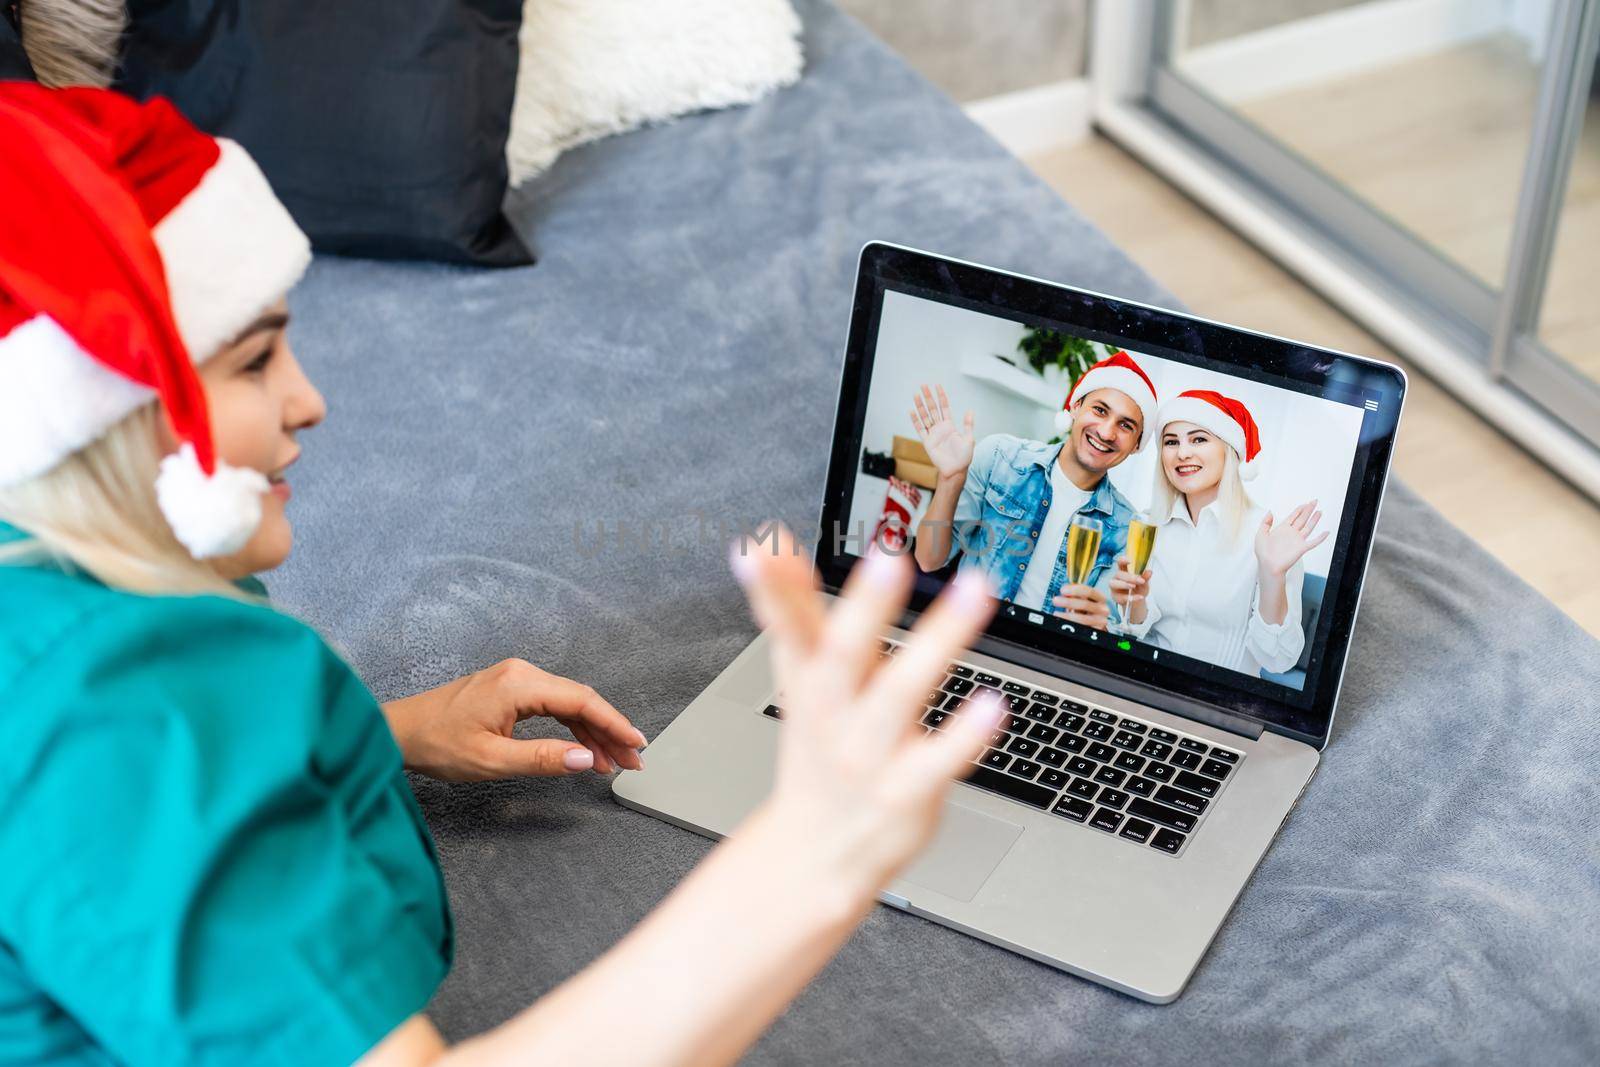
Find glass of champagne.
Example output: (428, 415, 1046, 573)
(1122, 515, 1158, 631)
(1065, 515, 1103, 588)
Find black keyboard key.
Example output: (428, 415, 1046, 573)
(1066, 756, 1097, 777)
(973, 685, 1000, 701)
(1054, 712, 1085, 732)
(1082, 722, 1113, 741)
(1085, 742, 1117, 763)
(1037, 746, 1068, 768)
(1178, 737, 1209, 754)
(1031, 692, 1060, 707)
(1111, 730, 1143, 751)
(965, 766, 1055, 809)
(1094, 766, 1127, 787)
(1004, 695, 1030, 713)
(1200, 758, 1233, 780)
(1150, 828, 1185, 854)
(1171, 750, 1202, 771)
(927, 690, 947, 708)
(1059, 734, 1087, 754)
(1009, 758, 1043, 780)
(1039, 768, 1069, 790)
(1061, 700, 1089, 714)
(1004, 715, 1030, 734)
(1025, 702, 1057, 722)
(1119, 720, 1147, 734)
(1140, 739, 1173, 760)
(1052, 795, 1092, 821)
(981, 749, 1011, 771)
(1028, 723, 1060, 745)
(1209, 748, 1240, 764)
(1097, 788, 1129, 810)
(1089, 808, 1124, 833)
(1127, 798, 1196, 833)
(1067, 777, 1099, 800)
(1145, 762, 1175, 782)
(943, 676, 974, 696)
(974, 672, 1003, 687)
(947, 664, 974, 679)
(986, 730, 1007, 748)
(1089, 709, 1118, 724)
(1125, 776, 1157, 797)
(1002, 681, 1031, 696)
(1114, 752, 1146, 773)
(1155, 784, 1210, 815)
(1175, 769, 1219, 798)
(1006, 737, 1039, 758)
(1150, 728, 1179, 744)
(922, 710, 949, 729)
(762, 704, 782, 719)
(1120, 817, 1155, 843)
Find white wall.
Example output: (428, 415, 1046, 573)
(849, 294, 1365, 578)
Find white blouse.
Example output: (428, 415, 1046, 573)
(1123, 498, 1306, 677)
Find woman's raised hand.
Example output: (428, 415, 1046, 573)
(909, 384, 975, 484)
(1254, 500, 1329, 577)
(732, 526, 1003, 895)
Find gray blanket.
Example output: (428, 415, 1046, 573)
(272, 1, 1600, 1060)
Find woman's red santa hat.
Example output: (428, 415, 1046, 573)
(1054, 349, 1160, 447)
(1156, 389, 1264, 480)
(0, 83, 310, 558)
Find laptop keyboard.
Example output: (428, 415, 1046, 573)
(760, 638, 1244, 858)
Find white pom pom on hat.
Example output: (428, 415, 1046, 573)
(0, 84, 311, 558)
(1153, 389, 1264, 480)
(1055, 349, 1160, 448)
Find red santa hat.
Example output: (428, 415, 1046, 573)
(1054, 349, 1159, 447)
(1156, 389, 1264, 480)
(0, 84, 310, 558)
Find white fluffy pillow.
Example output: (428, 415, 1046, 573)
(507, 0, 804, 186)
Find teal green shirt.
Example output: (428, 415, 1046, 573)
(0, 524, 452, 1065)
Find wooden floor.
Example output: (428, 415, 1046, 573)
(1024, 135, 1600, 637)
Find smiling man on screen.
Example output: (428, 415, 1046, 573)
(908, 351, 1156, 631)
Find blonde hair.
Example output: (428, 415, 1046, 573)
(0, 405, 241, 596)
(1150, 440, 1253, 543)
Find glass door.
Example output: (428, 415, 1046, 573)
(1098, 0, 1600, 464)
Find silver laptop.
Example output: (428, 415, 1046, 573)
(614, 242, 1406, 1003)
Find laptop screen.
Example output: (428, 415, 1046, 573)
(818, 244, 1405, 745)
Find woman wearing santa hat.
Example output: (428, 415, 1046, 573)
(0, 85, 1002, 1065)
(1112, 390, 1328, 679)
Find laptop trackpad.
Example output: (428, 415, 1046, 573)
(898, 802, 1024, 902)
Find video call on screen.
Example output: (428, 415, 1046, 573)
(849, 289, 1376, 694)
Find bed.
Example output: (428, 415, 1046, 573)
(271, 1, 1600, 1060)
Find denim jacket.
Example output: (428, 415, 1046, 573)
(932, 434, 1134, 617)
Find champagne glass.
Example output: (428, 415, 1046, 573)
(1065, 515, 1103, 587)
(1122, 515, 1158, 630)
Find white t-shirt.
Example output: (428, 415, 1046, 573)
(1012, 462, 1092, 612)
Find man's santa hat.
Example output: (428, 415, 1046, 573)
(1054, 349, 1159, 447)
(1156, 389, 1264, 480)
(0, 83, 310, 558)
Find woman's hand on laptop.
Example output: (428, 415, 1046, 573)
(732, 525, 1003, 897)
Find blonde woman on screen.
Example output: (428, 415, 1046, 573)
(1111, 390, 1327, 678)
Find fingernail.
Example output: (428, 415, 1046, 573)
(564, 748, 595, 772)
(951, 568, 994, 608)
(728, 539, 757, 585)
(863, 543, 902, 587)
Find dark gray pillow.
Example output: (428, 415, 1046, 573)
(1, 3, 34, 80)
(116, 1, 531, 267)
